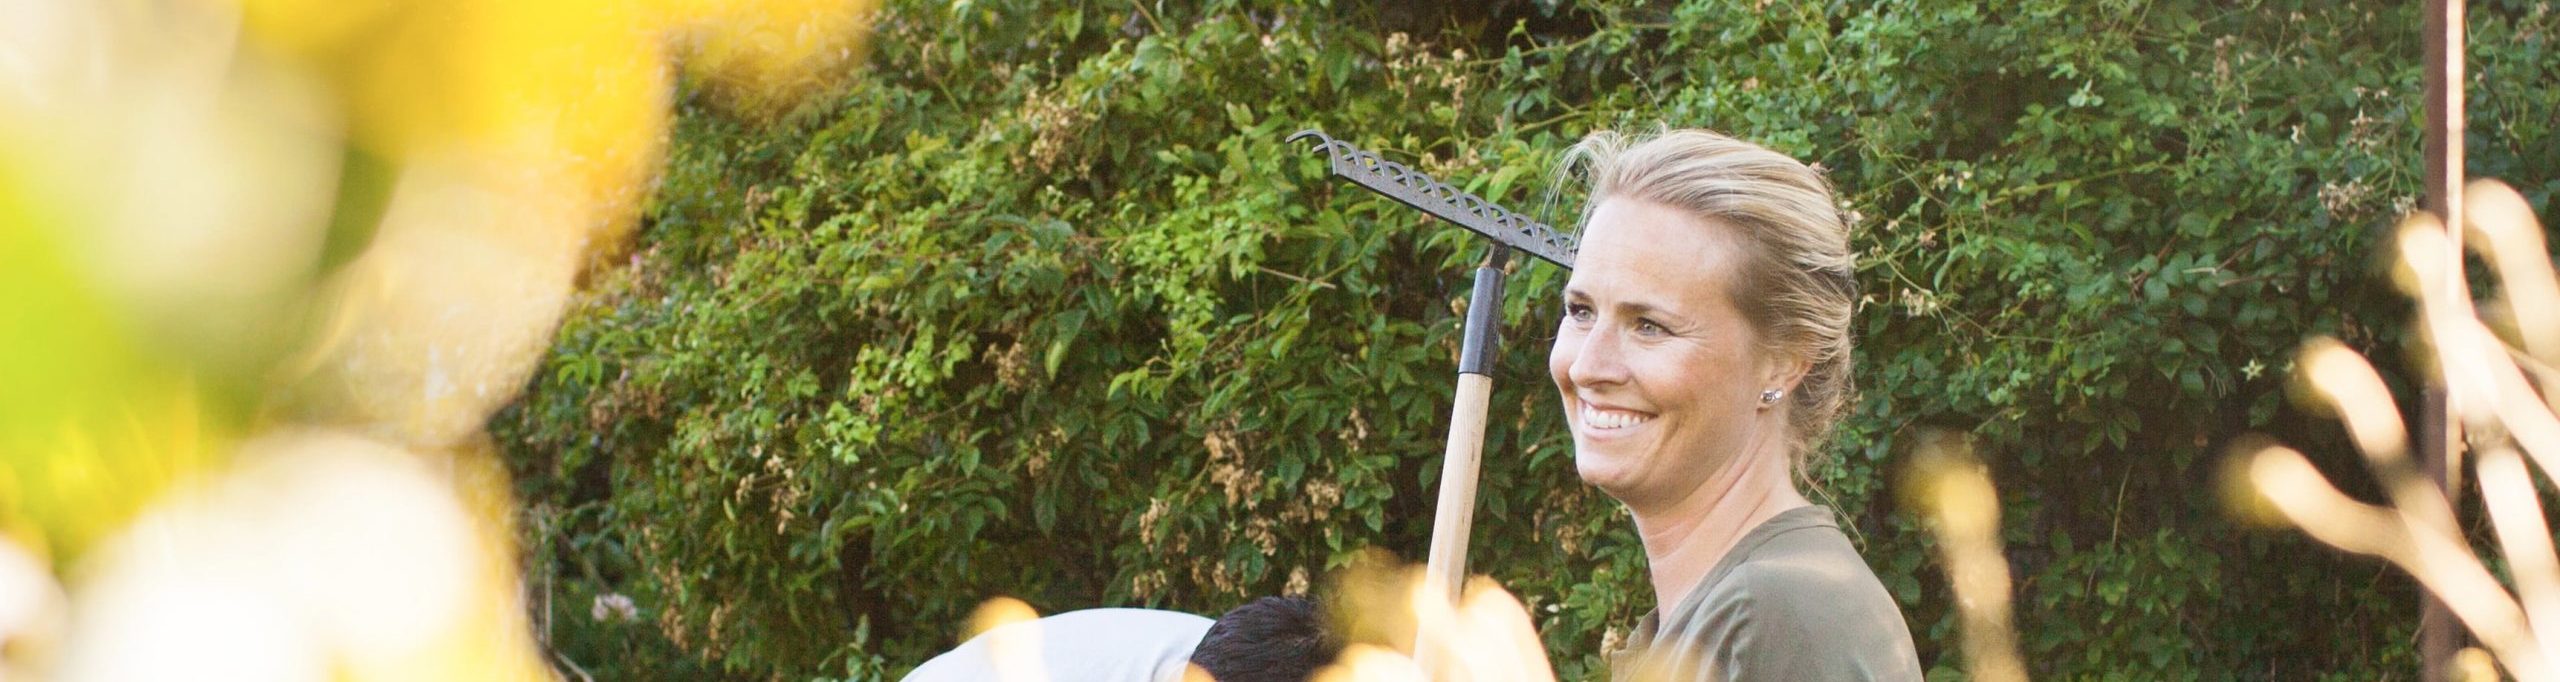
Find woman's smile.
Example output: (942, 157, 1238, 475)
(1575, 402, 1656, 432)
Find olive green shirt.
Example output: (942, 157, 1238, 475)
(1609, 506, 1923, 681)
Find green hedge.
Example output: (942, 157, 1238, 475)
(493, 0, 2560, 678)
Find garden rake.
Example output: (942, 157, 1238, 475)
(1289, 129, 1575, 643)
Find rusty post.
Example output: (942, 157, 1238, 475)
(2420, 0, 2466, 679)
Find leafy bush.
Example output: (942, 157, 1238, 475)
(492, 0, 2559, 678)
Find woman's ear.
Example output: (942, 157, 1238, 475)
(1763, 355, 1813, 396)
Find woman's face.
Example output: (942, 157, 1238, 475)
(1548, 197, 1791, 510)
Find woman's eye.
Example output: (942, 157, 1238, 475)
(1635, 319, 1667, 336)
(1564, 303, 1594, 323)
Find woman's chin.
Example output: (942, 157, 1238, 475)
(1572, 448, 1639, 497)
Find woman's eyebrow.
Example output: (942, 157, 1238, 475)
(1560, 289, 1693, 326)
(1614, 300, 1692, 326)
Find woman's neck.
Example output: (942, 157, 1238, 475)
(1627, 438, 1809, 613)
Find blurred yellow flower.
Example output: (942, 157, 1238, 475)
(0, 0, 875, 676)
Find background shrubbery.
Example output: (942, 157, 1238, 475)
(491, 0, 2560, 678)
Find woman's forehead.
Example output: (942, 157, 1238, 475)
(1571, 198, 1747, 298)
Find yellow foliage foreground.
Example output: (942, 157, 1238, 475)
(2238, 180, 2560, 681)
(0, 0, 872, 678)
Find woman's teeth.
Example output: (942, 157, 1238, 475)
(1580, 405, 1653, 430)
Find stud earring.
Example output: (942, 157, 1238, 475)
(1759, 388, 1785, 406)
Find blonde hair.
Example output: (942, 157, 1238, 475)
(1564, 128, 1858, 469)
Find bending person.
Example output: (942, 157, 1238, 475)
(902, 595, 1337, 682)
(1547, 128, 1922, 680)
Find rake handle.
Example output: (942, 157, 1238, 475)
(1415, 261, 1506, 674)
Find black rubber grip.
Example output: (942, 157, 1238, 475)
(1457, 265, 1506, 376)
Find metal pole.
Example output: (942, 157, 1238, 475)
(2420, 0, 2466, 678)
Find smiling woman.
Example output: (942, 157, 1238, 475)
(1549, 129, 1919, 681)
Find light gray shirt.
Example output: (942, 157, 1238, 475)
(1609, 506, 1924, 681)
(903, 608, 1213, 682)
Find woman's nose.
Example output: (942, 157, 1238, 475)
(1569, 325, 1630, 387)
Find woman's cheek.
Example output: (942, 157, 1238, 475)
(1546, 329, 1579, 392)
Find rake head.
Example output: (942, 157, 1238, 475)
(1289, 129, 1577, 270)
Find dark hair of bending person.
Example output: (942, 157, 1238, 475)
(1187, 596, 1339, 682)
